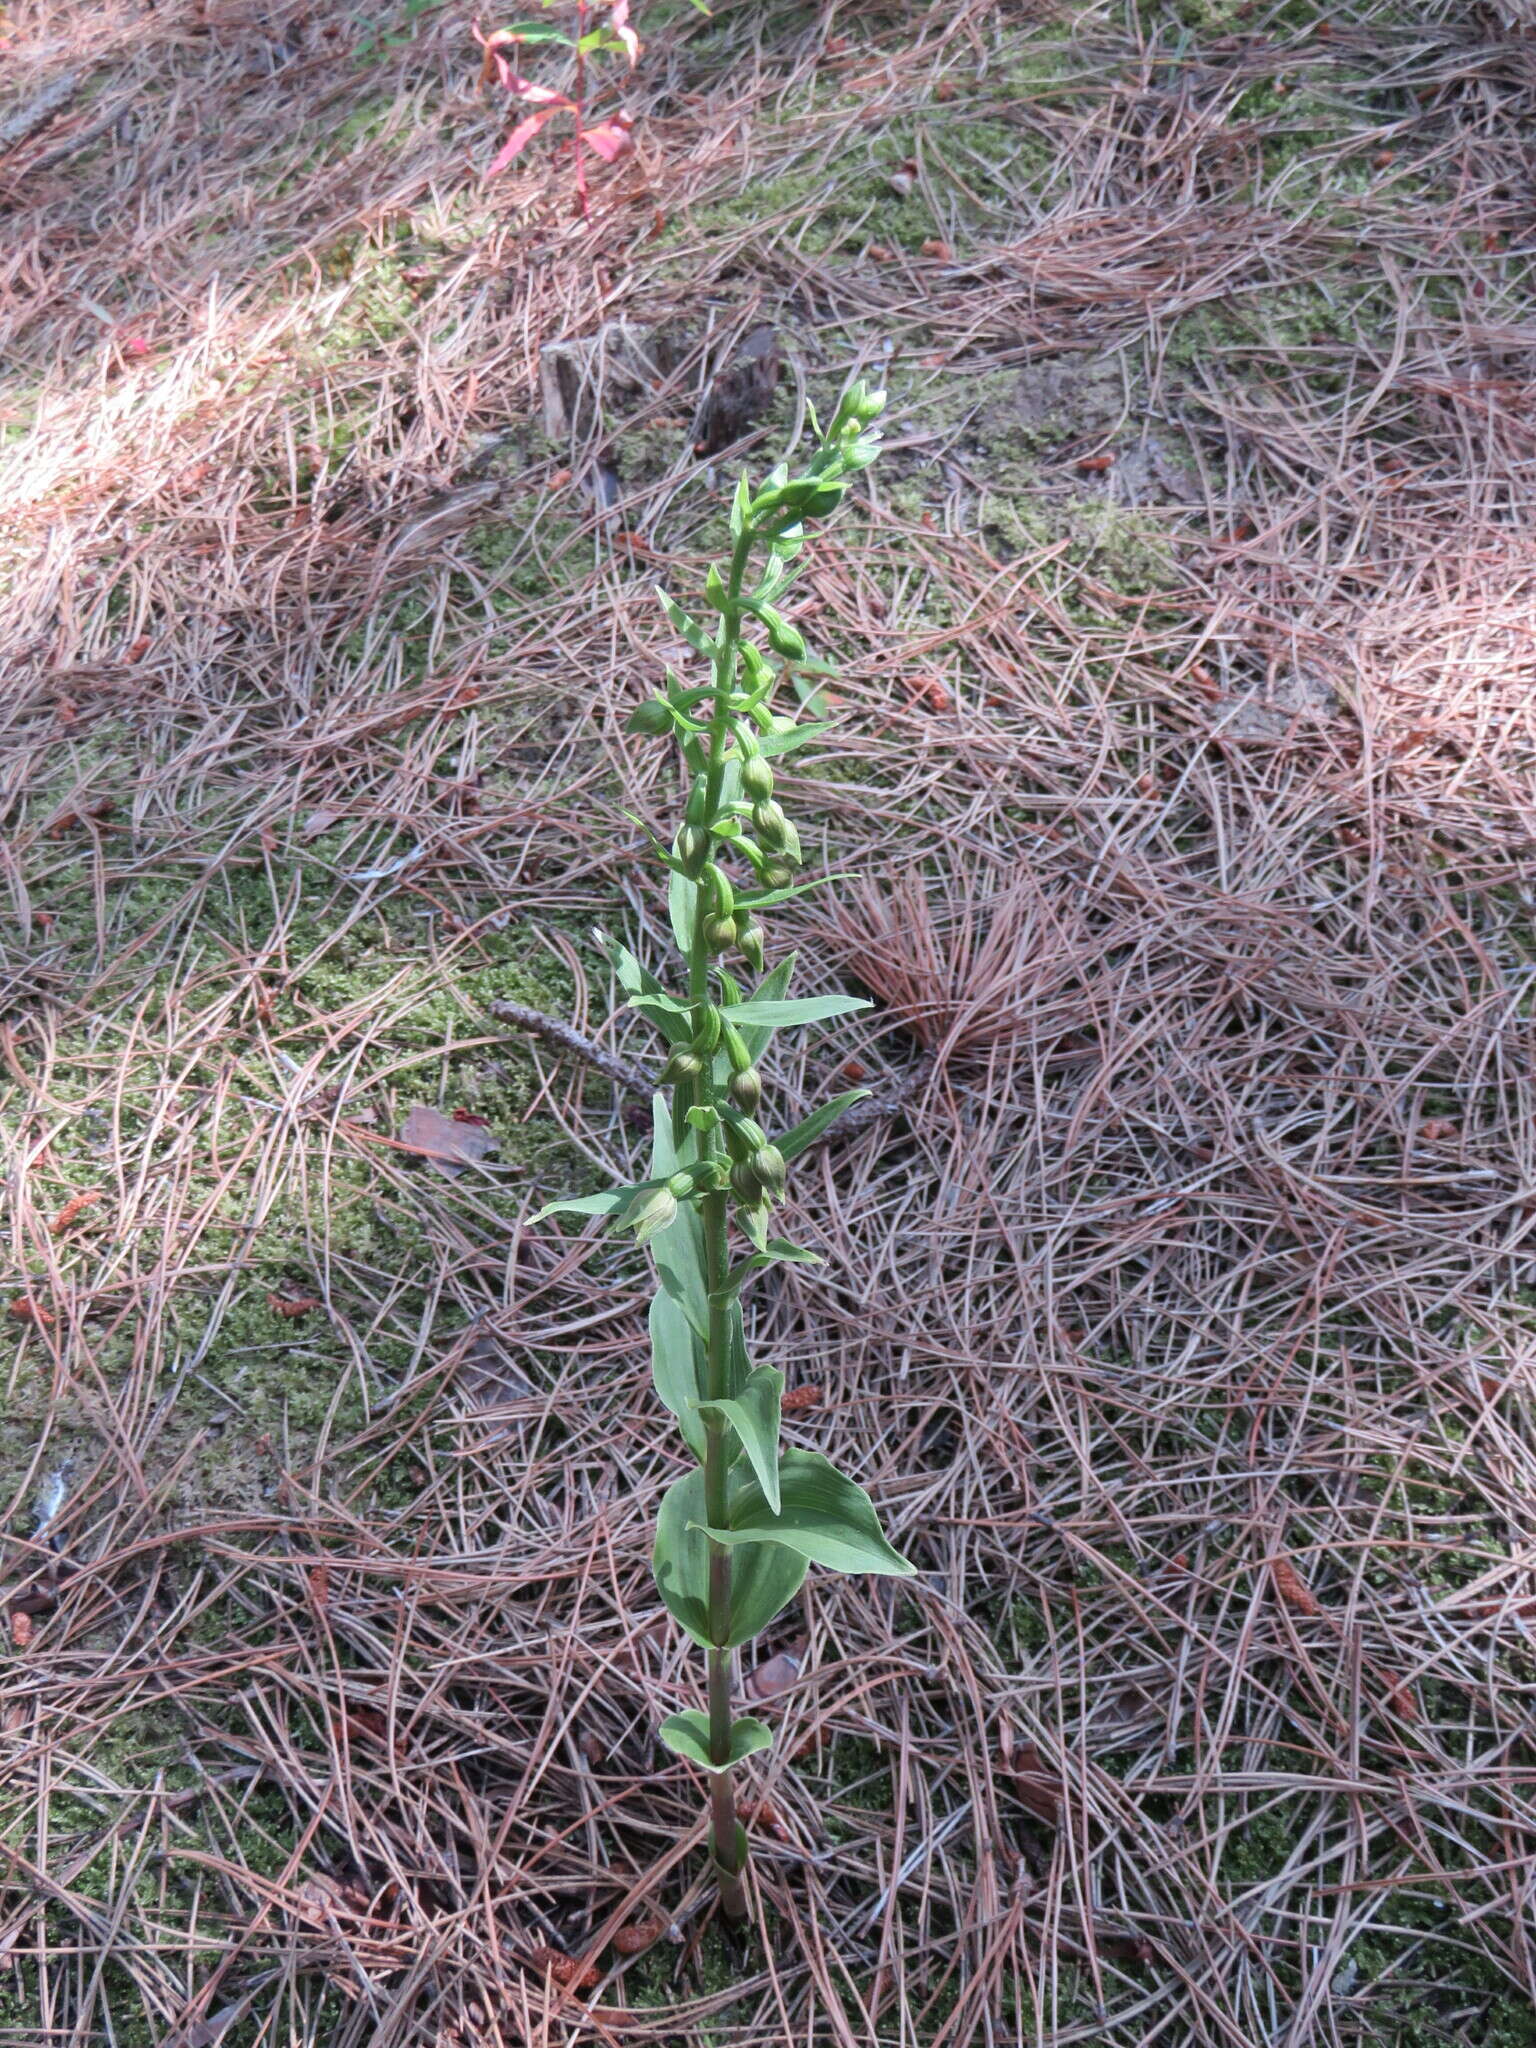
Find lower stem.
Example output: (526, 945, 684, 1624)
(702, 1189, 748, 1920)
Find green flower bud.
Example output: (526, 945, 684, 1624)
(665, 1170, 696, 1199)
(704, 863, 735, 920)
(703, 914, 738, 953)
(729, 1067, 762, 1113)
(721, 1021, 752, 1073)
(752, 1142, 786, 1193)
(765, 616, 807, 663)
(761, 859, 796, 889)
(626, 1186, 678, 1243)
(801, 484, 845, 517)
(737, 920, 765, 974)
(693, 1005, 723, 1056)
(753, 799, 789, 848)
(741, 756, 774, 802)
(662, 1048, 704, 1085)
(730, 1160, 765, 1205)
(677, 824, 710, 872)
(625, 698, 673, 737)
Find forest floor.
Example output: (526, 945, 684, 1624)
(3, 0, 1536, 2042)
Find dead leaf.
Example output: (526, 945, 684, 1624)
(7, 1297, 52, 1327)
(743, 1648, 801, 1701)
(1009, 1743, 1062, 1827)
(781, 1384, 823, 1413)
(9, 1609, 32, 1650)
(400, 1104, 498, 1178)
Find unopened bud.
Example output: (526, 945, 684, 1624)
(677, 824, 710, 872)
(765, 616, 808, 663)
(693, 1006, 723, 1055)
(741, 756, 775, 802)
(737, 920, 765, 973)
(729, 1067, 763, 1113)
(722, 1022, 752, 1073)
(627, 1186, 678, 1243)
(662, 1048, 704, 1085)
(753, 800, 789, 848)
(801, 484, 845, 517)
(752, 1143, 786, 1193)
(665, 1171, 696, 1199)
(703, 914, 738, 953)
(761, 860, 796, 890)
(626, 699, 673, 736)
(730, 1160, 764, 1204)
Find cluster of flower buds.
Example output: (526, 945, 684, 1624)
(617, 382, 886, 1239)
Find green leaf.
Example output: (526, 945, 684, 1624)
(722, 1240, 822, 1293)
(693, 1448, 914, 1578)
(735, 955, 794, 1063)
(669, 862, 698, 957)
(492, 20, 574, 42)
(696, 1366, 783, 1512)
(722, 995, 872, 1029)
(777, 1089, 870, 1162)
(757, 720, 833, 757)
(729, 473, 752, 540)
(650, 1290, 706, 1458)
(658, 1710, 773, 1773)
(627, 990, 693, 1046)
(653, 1468, 807, 1647)
(656, 588, 715, 656)
(528, 1181, 652, 1225)
(648, 1096, 709, 1338)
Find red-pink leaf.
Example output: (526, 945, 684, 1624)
(487, 103, 564, 177)
(580, 115, 632, 164)
(608, 0, 640, 66)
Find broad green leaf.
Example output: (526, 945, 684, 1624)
(696, 1366, 783, 1512)
(736, 955, 793, 1064)
(693, 1448, 914, 1578)
(722, 1240, 822, 1293)
(658, 1709, 773, 1773)
(528, 1181, 652, 1225)
(653, 1468, 807, 1648)
(650, 1290, 705, 1458)
(722, 995, 871, 1029)
(777, 1089, 870, 1162)
(656, 588, 714, 656)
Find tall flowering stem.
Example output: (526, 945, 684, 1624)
(532, 384, 913, 1919)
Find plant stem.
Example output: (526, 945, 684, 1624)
(689, 524, 756, 1920)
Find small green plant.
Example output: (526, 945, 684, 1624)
(475, 0, 641, 217)
(532, 383, 913, 1921)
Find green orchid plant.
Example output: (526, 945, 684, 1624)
(530, 382, 913, 1921)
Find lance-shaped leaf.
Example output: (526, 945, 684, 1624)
(696, 1366, 783, 1511)
(658, 1710, 773, 1774)
(734, 955, 793, 1064)
(721, 1239, 822, 1294)
(691, 1448, 914, 1578)
(653, 1468, 807, 1647)
(722, 995, 871, 1029)
(656, 589, 715, 656)
(777, 1089, 870, 1163)
(528, 1179, 657, 1226)
(757, 719, 833, 757)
